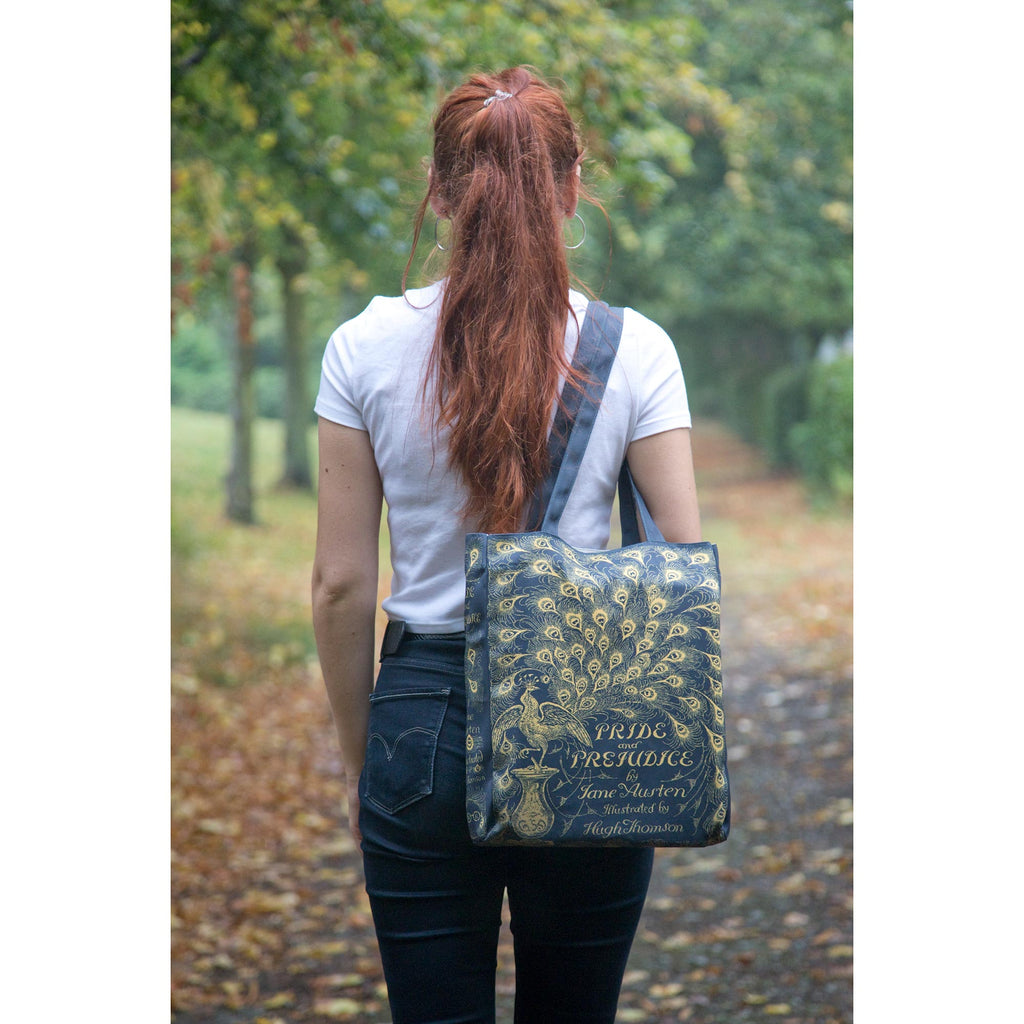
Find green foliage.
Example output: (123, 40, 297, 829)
(171, 345, 306, 423)
(760, 361, 811, 470)
(171, 317, 231, 413)
(172, 0, 737, 312)
(608, 0, 853, 425)
(789, 353, 853, 505)
(713, 354, 769, 447)
(172, 269, 333, 421)
(171, 0, 853, 497)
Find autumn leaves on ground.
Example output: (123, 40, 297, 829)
(171, 409, 852, 1024)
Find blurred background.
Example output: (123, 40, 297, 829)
(171, 0, 853, 523)
(171, 3, 853, 1020)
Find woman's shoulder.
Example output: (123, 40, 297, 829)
(327, 282, 443, 355)
(573, 293, 675, 356)
(347, 282, 443, 332)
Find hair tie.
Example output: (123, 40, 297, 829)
(483, 89, 513, 108)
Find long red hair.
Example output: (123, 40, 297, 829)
(404, 67, 591, 533)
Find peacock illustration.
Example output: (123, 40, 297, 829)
(492, 672, 593, 769)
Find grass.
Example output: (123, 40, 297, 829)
(171, 407, 390, 689)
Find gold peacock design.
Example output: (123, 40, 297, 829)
(492, 671, 593, 769)
(465, 530, 729, 844)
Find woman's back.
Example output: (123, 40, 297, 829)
(315, 283, 691, 631)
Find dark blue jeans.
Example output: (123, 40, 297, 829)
(359, 634, 654, 1024)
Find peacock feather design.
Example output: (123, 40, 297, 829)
(465, 531, 729, 846)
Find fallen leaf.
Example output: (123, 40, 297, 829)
(263, 991, 295, 1009)
(667, 855, 727, 877)
(314, 973, 365, 990)
(197, 818, 240, 836)
(172, 671, 200, 694)
(295, 811, 333, 830)
(775, 872, 807, 894)
(621, 969, 649, 986)
(651, 982, 684, 998)
(313, 997, 364, 1018)
(235, 890, 300, 914)
(289, 940, 350, 960)
(617, 1010, 647, 1022)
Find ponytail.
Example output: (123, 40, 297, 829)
(404, 68, 590, 533)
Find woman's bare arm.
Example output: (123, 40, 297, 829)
(626, 427, 702, 543)
(311, 419, 383, 840)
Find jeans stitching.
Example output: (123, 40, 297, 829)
(364, 688, 451, 813)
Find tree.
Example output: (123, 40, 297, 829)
(276, 224, 312, 488)
(226, 231, 258, 523)
(173, 0, 361, 516)
(605, 0, 853, 441)
(173, 0, 738, 517)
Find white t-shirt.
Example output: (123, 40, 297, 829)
(314, 282, 691, 631)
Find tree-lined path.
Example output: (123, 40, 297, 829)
(171, 412, 852, 1023)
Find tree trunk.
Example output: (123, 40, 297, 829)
(277, 229, 312, 489)
(226, 239, 258, 523)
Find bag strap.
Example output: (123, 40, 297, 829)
(616, 461, 663, 544)
(532, 301, 665, 544)
(530, 300, 619, 533)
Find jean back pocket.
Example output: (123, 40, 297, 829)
(363, 688, 451, 813)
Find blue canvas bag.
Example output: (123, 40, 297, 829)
(464, 301, 730, 846)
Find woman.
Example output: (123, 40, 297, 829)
(312, 67, 702, 1024)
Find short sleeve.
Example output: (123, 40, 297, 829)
(629, 316, 691, 441)
(314, 327, 367, 430)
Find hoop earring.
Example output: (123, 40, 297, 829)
(564, 212, 586, 250)
(434, 217, 450, 252)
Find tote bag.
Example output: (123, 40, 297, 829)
(464, 302, 730, 846)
